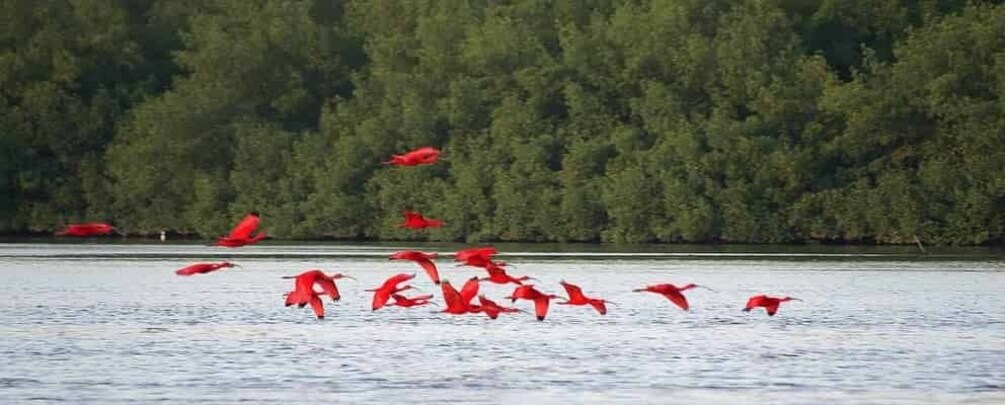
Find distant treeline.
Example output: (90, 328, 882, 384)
(2, 0, 1003, 245)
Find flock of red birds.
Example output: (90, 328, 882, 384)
(55, 146, 801, 321)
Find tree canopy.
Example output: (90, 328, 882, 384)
(3, 0, 1002, 246)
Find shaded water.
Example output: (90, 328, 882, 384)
(1, 243, 1002, 404)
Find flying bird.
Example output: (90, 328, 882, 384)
(477, 295, 520, 319)
(505, 285, 560, 321)
(454, 246, 499, 268)
(389, 250, 440, 284)
(175, 261, 239, 276)
(633, 283, 713, 311)
(439, 277, 481, 315)
(399, 211, 444, 230)
(743, 295, 802, 316)
(283, 269, 355, 307)
(390, 294, 434, 308)
(282, 270, 355, 320)
(558, 280, 612, 315)
(368, 273, 418, 311)
(214, 212, 267, 247)
(384, 146, 441, 166)
(55, 222, 117, 237)
(479, 263, 534, 285)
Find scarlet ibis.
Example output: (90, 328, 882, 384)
(389, 250, 440, 284)
(743, 295, 802, 316)
(454, 246, 500, 267)
(214, 212, 267, 247)
(175, 261, 239, 276)
(399, 211, 444, 230)
(384, 146, 441, 166)
(479, 263, 535, 285)
(439, 277, 481, 315)
(558, 280, 613, 315)
(390, 294, 434, 308)
(633, 283, 713, 311)
(477, 295, 520, 319)
(505, 285, 560, 321)
(368, 273, 418, 311)
(55, 222, 118, 237)
(281, 289, 326, 319)
(284, 269, 355, 307)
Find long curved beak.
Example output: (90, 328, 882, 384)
(790, 298, 803, 302)
(341, 275, 357, 281)
(696, 285, 717, 292)
(233, 264, 244, 269)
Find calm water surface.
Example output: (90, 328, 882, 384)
(1, 243, 1002, 404)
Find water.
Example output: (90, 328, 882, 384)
(1, 243, 1002, 404)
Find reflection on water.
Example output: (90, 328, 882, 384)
(1, 243, 1002, 404)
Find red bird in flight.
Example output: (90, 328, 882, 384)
(399, 211, 443, 230)
(283, 269, 355, 319)
(390, 294, 434, 308)
(506, 285, 560, 321)
(389, 250, 440, 284)
(175, 261, 240, 276)
(477, 295, 520, 319)
(214, 212, 267, 247)
(368, 273, 419, 311)
(439, 277, 481, 315)
(384, 146, 441, 166)
(743, 295, 802, 316)
(479, 263, 535, 285)
(56, 222, 117, 237)
(634, 283, 713, 311)
(454, 246, 499, 268)
(558, 280, 613, 315)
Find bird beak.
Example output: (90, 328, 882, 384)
(234, 264, 244, 269)
(341, 275, 357, 281)
(281, 276, 295, 279)
(790, 298, 803, 302)
(696, 285, 717, 292)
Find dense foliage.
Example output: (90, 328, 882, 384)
(3, 0, 1003, 245)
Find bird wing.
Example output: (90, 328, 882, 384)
(400, 211, 421, 228)
(382, 273, 415, 290)
(745, 295, 768, 311)
(459, 277, 480, 304)
(415, 257, 440, 284)
(227, 213, 260, 239)
(317, 278, 340, 301)
(308, 294, 325, 319)
(588, 299, 608, 315)
(663, 291, 690, 310)
(533, 297, 551, 321)
(560, 281, 586, 302)
(440, 282, 466, 312)
(372, 290, 392, 311)
(766, 303, 780, 316)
